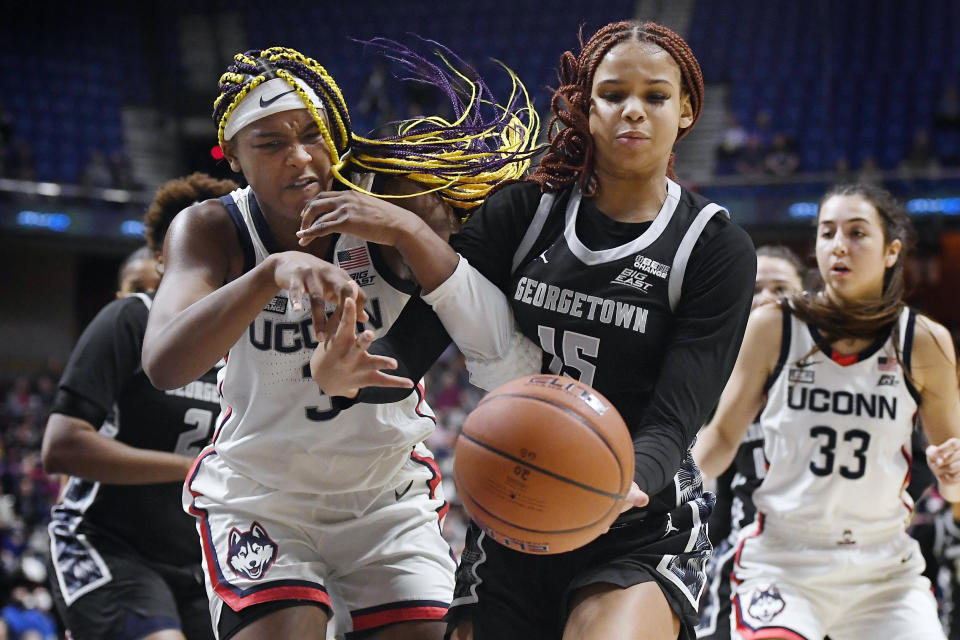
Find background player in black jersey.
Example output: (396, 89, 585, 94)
(42, 173, 238, 640)
(694, 184, 960, 639)
(115, 246, 161, 299)
(696, 245, 805, 640)
(300, 21, 756, 640)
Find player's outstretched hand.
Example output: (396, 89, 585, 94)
(928, 438, 960, 502)
(297, 190, 418, 248)
(309, 297, 414, 399)
(620, 482, 649, 513)
(268, 251, 368, 338)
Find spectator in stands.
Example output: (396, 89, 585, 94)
(5, 141, 35, 181)
(751, 109, 774, 146)
(356, 60, 394, 128)
(735, 133, 767, 176)
(934, 84, 960, 131)
(763, 133, 800, 176)
(856, 155, 884, 188)
(832, 155, 854, 183)
(108, 150, 138, 191)
(715, 112, 748, 175)
(0, 101, 12, 149)
(899, 129, 941, 180)
(78, 149, 113, 189)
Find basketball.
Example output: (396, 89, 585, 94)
(453, 374, 634, 554)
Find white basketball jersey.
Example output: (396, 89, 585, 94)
(753, 306, 919, 539)
(213, 185, 436, 494)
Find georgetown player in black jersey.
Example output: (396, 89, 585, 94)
(42, 173, 238, 640)
(301, 21, 756, 640)
(694, 184, 960, 639)
(696, 246, 805, 640)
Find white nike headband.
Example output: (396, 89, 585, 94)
(223, 76, 325, 141)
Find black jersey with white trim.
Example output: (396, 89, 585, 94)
(452, 181, 756, 513)
(49, 293, 220, 566)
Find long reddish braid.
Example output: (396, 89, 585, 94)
(529, 21, 704, 195)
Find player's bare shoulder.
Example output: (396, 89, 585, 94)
(912, 312, 959, 387)
(165, 196, 245, 282)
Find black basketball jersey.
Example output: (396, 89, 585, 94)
(452, 181, 756, 516)
(49, 293, 220, 568)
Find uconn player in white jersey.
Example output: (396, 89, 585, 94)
(302, 21, 757, 640)
(697, 246, 806, 640)
(142, 46, 536, 640)
(695, 184, 960, 640)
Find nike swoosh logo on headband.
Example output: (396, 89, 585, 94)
(259, 89, 297, 108)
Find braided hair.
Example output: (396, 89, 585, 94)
(214, 43, 540, 210)
(529, 20, 704, 195)
(143, 172, 240, 254)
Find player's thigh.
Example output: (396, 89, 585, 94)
(51, 551, 184, 640)
(731, 578, 822, 640)
(142, 631, 186, 640)
(353, 619, 446, 640)
(446, 619, 473, 640)
(564, 581, 680, 640)
(227, 604, 328, 640)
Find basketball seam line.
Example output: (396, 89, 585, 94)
(459, 431, 627, 501)
(479, 391, 629, 486)
(455, 476, 619, 535)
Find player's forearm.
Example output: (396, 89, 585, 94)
(692, 427, 739, 482)
(144, 257, 280, 389)
(42, 415, 194, 484)
(393, 218, 459, 292)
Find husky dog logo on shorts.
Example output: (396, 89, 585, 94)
(748, 583, 785, 622)
(227, 521, 277, 580)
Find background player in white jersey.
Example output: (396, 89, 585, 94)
(696, 246, 805, 640)
(43, 173, 238, 640)
(300, 21, 757, 640)
(141, 45, 536, 640)
(694, 183, 960, 640)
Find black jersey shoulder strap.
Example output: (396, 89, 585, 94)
(510, 191, 557, 275)
(901, 307, 921, 404)
(220, 192, 256, 274)
(128, 292, 152, 311)
(666, 202, 729, 312)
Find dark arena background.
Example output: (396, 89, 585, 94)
(0, 1, 958, 637)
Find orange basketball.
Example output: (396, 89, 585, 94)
(453, 374, 634, 554)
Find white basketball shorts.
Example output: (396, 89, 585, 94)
(184, 442, 456, 638)
(730, 518, 944, 640)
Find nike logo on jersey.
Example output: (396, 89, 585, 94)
(394, 480, 414, 501)
(514, 276, 649, 334)
(795, 359, 816, 368)
(259, 89, 296, 108)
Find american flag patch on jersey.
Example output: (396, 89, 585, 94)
(877, 356, 897, 371)
(337, 246, 369, 270)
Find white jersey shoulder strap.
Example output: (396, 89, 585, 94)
(667, 203, 729, 312)
(511, 191, 556, 274)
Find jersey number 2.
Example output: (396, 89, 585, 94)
(174, 408, 215, 457)
(537, 326, 599, 387)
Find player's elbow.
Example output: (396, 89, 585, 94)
(141, 342, 185, 390)
(41, 422, 71, 475)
